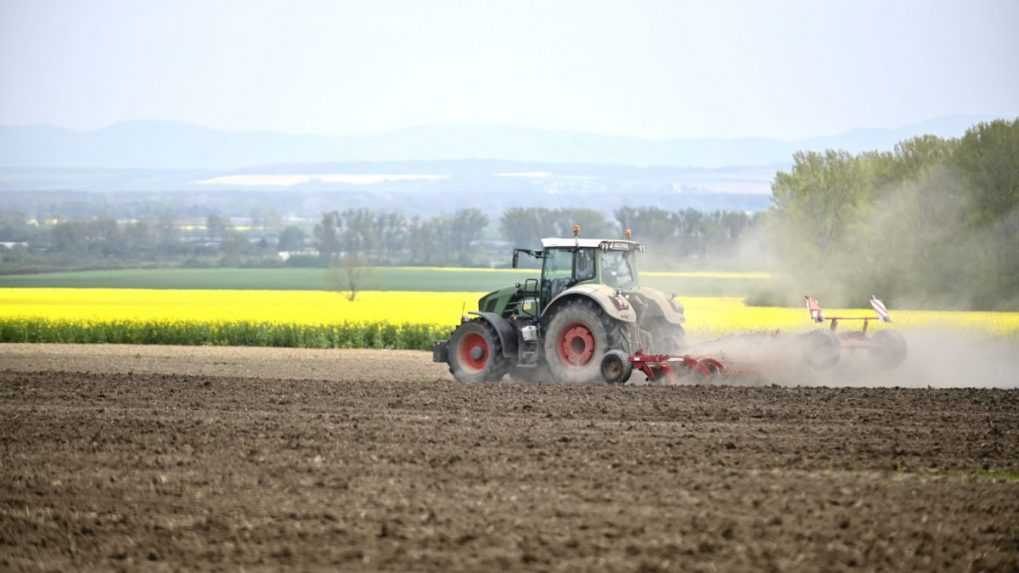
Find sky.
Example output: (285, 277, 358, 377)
(1, 0, 1017, 140)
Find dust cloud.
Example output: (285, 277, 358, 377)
(674, 328, 1019, 389)
(640, 153, 1019, 389)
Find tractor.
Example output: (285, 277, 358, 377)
(432, 229, 685, 384)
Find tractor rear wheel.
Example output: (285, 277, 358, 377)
(543, 299, 620, 384)
(448, 319, 508, 383)
(646, 318, 685, 355)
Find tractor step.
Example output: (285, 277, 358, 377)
(517, 342, 541, 367)
(432, 341, 449, 363)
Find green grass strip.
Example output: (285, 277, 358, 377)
(973, 469, 1019, 482)
(0, 318, 449, 351)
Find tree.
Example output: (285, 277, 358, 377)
(50, 221, 87, 254)
(49, 218, 121, 257)
(449, 208, 489, 265)
(952, 119, 1019, 304)
(314, 212, 342, 261)
(0, 210, 33, 242)
(502, 208, 616, 249)
(155, 212, 179, 255)
(953, 119, 1019, 227)
(329, 254, 368, 301)
(220, 232, 250, 265)
(123, 220, 155, 254)
(764, 119, 1019, 309)
(500, 208, 555, 248)
(770, 150, 870, 274)
(406, 216, 437, 265)
(615, 207, 674, 246)
(557, 209, 616, 238)
(206, 213, 229, 240)
(277, 226, 306, 251)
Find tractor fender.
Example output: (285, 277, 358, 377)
(635, 287, 686, 325)
(543, 284, 637, 323)
(468, 311, 519, 359)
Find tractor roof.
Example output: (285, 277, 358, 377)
(541, 238, 642, 250)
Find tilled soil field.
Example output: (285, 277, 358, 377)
(1, 346, 1018, 572)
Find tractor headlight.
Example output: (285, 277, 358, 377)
(611, 294, 630, 311)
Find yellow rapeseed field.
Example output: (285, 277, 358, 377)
(0, 289, 480, 328)
(1, 288, 1017, 335)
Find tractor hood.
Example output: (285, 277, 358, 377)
(477, 286, 518, 315)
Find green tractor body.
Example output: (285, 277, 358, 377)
(433, 237, 685, 384)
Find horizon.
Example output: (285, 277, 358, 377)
(1, 113, 1009, 173)
(1, 112, 1010, 142)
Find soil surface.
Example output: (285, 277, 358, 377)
(0, 343, 449, 383)
(1, 345, 1018, 572)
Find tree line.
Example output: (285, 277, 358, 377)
(0, 203, 762, 272)
(314, 209, 490, 266)
(767, 118, 1019, 310)
(0, 213, 281, 272)
(312, 207, 761, 267)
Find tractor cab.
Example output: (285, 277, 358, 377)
(513, 238, 643, 314)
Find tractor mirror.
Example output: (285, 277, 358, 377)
(512, 251, 519, 268)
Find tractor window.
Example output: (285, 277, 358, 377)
(575, 248, 595, 282)
(543, 249, 573, 279)
(541, 248, 574, 304)
(602, 250, 637, 290)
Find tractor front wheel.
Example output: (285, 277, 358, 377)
(543, 300, 616, 384)
(448, 319, 508, 383)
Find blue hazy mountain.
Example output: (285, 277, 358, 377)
(0, 116, 1001, 170)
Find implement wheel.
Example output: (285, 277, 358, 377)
(543, 299, 617, 384)
(802, 329, 840, 370)
(448, 319, 508, 383)
(869, 329, 907, 370)
(600, 350, 633, 385)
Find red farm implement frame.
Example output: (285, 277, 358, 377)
(620, 296, 907, 383)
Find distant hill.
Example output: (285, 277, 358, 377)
(0, 160, 776, 215)
(0, 116, 1002, 170)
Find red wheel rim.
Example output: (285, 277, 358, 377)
(459, 332, 490, 371)
(558, 323, 595, 366)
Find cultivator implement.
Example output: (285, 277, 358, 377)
(615, 296, 907, 384)
(630, 351, 725, 380)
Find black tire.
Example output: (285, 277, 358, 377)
(600, 350, 633, 384)
(448, 319, 508, 383)
(802, 329, 840, 370)
(869, 329, 907, 370)
(646, 318, 685, 355)
(543, 299, 619, 384)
